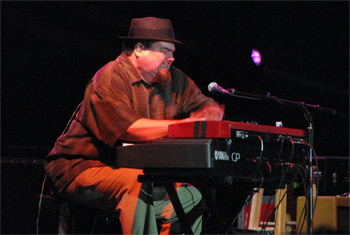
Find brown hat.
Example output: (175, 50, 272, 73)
(119, 17, 183, 44)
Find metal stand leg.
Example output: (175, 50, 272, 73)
(138, 175, 194, 234)
(164, 183, 194, 235)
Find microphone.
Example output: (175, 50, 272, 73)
(208, 82, 233, 96)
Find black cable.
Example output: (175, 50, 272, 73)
(298, 141, 320, 233)
(297, 197, 308, 234)
(259, 140, 291, 233)
(261, 194, 274, 231)
(298, 181, 309, 234)
(302, 141, 320, 205)
(224, 186, 259, 235)
(259, 138, 297, 234)
(277, 137, 286, 177)
(259, 137, 288, 231)
(253, 135, 264, 181)
(256, 138, 308, 234)
(244, 196, 252, 233)
(303, 146, 312, 233)
(288, 139, 296, 162)
(36, 175, 47, 235)
(260, 171, 299, 234)
(224, 166, 265, 234)
(274, 138, 296, 193)
(297, 146, 314, 234)
(298, 151, 311, 234)
(292, 164, 309, 234)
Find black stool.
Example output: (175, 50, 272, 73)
(39, 195, 122, 234)
(58, 200, 122, 234)
(38, 174, 122, 234)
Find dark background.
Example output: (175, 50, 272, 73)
(1, 1, 349, 234)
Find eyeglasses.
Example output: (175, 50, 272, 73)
(158, 48, 175, 58)
(145, 45, 175, 58)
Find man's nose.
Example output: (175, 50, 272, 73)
(167, 55, 175, 63)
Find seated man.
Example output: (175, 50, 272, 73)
(44, 17, 224, 234)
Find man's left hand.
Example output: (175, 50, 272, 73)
(190, 104, 225, 121)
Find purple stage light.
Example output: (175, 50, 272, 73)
(251, 49, 262, 66)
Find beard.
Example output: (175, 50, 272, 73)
(154, 68, 171, 87)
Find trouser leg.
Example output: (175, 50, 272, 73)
(130, 182, 158, 234)
(154, 183, 203, 234)
(62, 167, 203, 234)
(63, 167, 158, 234)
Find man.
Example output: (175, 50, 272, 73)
(45, 17, 224, 234)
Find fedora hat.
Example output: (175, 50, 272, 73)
(119, 17, 183, 44)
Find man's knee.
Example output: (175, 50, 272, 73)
(177, 184, 202, 210)
(186, 185, 202, 205)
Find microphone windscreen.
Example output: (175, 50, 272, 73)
(208, 82, 218, 93)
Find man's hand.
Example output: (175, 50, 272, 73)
(190, 104, 225, 121)
(124, 104, 224, 142)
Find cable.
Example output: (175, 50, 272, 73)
(243, 199, 250, 233)
(297, 151, 311, 234)
(257, 137, 311, 234)
(261, 194, 274, 231)
(225, 163, 265, 234)
(294, 141, 318, 234)
(277, 137, 285, 177)
(259, 142, 299, 235)
(292, 164, 309, 234)
(36, 175, 47, 235)
(259, 170, 299, 234)
(288, 139, 296, 162)
(252, 135, 264, 188)
(225, 187, 259, 235)
(298, 141, 320, 233)
(273, 137, 296, 194)
(259, 137, 293, 233)
(272, 141, 295, 197)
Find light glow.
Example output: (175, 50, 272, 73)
(251, 49, 262, 66)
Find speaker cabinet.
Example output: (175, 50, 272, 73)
(296, 196, 350, 234)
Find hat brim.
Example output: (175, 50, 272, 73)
(119, 36, 183, 45)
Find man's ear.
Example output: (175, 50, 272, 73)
(134, 43, 144, 57)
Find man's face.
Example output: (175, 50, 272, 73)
(135, 41, 175, 84)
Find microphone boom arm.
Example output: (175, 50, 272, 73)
(227, 89, 336, 115)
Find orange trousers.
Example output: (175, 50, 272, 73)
(64, 166, 203, 234)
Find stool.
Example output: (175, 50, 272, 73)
(38, 176, 122, 234)
(58, 201, 122, 234)
(247, 185, 296, 234)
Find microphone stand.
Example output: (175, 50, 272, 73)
(227, 88, 337, 234)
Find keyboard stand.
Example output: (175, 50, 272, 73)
(138, 175, 194, 235)
(138, 169, 261, 234)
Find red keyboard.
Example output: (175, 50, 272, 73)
(168, 121, 305, 139)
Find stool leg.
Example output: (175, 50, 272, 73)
(248, 188, 264, 230)
(59, 202, 71, 234)
(274, 185, 287, 235)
